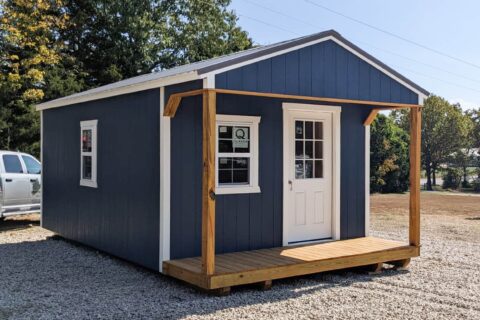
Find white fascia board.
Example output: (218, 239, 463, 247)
(36, 71, 199, 111)
(203, 35, 427, 100)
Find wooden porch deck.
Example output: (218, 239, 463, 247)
(163, 237, 419, 292)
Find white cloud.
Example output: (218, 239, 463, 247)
(448, 98, 479, 111)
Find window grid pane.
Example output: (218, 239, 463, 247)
(294, 120, 324, 179)
(218, 157, 249, 185)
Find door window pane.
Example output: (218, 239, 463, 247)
(295, 141, 303, 159)
(294, 120, 325, 180)
(315, 122, 323, 139)
(305, 160, 313, 178)
(295, 160, 304, 179)
(82, 156, 92, 179)
(22, 156, 41, 174)
(3, 155, 23, 173)
(314, 141, 323, 159)
(305, 121, 313, 139)
(305, 141, 313, 159)
(315, 160, 323, 178)
(295, 121, 303, 139)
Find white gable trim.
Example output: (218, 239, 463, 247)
(36, 71, 199, 111)
(202, 35, 427, 101)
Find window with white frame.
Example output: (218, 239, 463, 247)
(216, 115, 260, 194)
(80, 120, 98, 188)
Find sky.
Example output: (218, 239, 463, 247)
(228, 0, 480, 110)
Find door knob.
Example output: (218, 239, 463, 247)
(288, 180, 292, 190)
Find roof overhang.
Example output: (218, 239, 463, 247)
(36, 71, 199, 111)
(36, 30, 429, 111)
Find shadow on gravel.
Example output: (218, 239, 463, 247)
(0, 215, 40, 232)
(0, 234, 408, 319)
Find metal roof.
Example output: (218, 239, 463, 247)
(36, 30, 429, 110)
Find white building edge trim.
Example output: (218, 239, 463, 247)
(36, 72, 198, 111)
(203, 35, 428, 101)
(365, 125, 370, 236)
(159, 87, 171, 272)
(37, 34, 426, 112)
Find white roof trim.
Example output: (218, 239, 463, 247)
(36, 71, 199, 111)
(203, 35, 427, 101)
(36, 31, 428, 111)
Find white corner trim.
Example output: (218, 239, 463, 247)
(159, 87, 170, 273)
(36, 71, 199, 111)
(332, 109, 341, 241)
(40, 110, 43, 227)
(203, 74, 215, 89)
(282, 103, 341, 246)
(365, 125, 371, 236)
(79, 119, 98, 188)
(204, 35, 427, 99)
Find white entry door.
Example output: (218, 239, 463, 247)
(284, 109, 333, 244)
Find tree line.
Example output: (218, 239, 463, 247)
(0, 0, 252, 156)
(372, 96, 480, 192)
(2, 1, 479, 193)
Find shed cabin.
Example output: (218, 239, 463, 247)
(37, 30, 427, 294)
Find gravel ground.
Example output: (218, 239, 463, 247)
(0, 193, 479, 320)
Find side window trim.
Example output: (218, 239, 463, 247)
(80, 119, 98, 188)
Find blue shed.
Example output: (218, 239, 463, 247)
(37, 30, 428, 293)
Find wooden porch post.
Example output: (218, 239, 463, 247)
(409, 107, 421, 247)
(202, 89, 216, 275)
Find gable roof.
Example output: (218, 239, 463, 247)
(36, 30, 429, 110)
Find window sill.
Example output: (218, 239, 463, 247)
(80, 180, 98, 188)
(216, 186, 261, 195)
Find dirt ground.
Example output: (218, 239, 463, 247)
(0, 192, 479, 319)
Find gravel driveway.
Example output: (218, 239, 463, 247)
(0, 193, 479, 319)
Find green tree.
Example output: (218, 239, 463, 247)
(0, 0, 251, 155)
(60, 0, 252, 88)
(370, 114, 410, 193)
(0, 0, 68, 156)
(392, 95, 470, 190)
(449, 110, 476, 187)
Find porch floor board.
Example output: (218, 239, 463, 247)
(162, 236, 419, 291)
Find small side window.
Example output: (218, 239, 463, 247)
(2, 155, 24, 173)
(22, 155, 41, 174)
(80, 120, 98, 188)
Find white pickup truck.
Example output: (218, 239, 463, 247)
(0, 151, 41, 219)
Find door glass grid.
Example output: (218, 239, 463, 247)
(295, 120, 323, 179)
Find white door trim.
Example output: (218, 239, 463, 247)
(282, 103, 341, 246)
(365, 125, 371, 236)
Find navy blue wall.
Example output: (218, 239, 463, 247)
(215, 40, 418, 104)
(170, 94, 374, 259)
(42, 89, 160, 270)
(169, 40, 417, 259)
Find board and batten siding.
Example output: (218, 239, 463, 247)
(214, 39, 418, 105)
(169, 40, 418, 260)
(42, 89, 160, 270)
